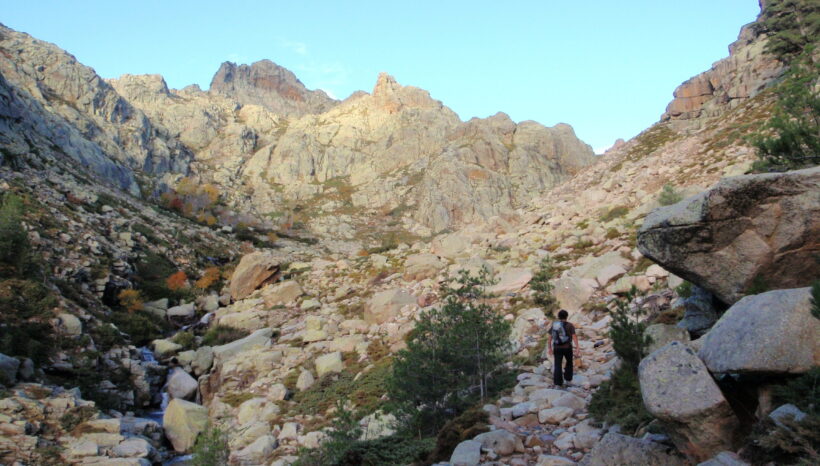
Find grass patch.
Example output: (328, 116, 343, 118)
(588, 365, 654, 434)
(222, 392, 256, 408)
(202, 325, 249, 346)
(599, 205, 630, 223)
(289, 359, 392, 419)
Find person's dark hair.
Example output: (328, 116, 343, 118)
(558, 309, 568, 320)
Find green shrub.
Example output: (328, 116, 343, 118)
(133, 250, 177, 301)
(109, 311, 170, 347)
(222, 392, 255, 408)
(772, 367, 819, 415)
(589, 288, 655, 433)
(605, 227, 620, 239)
(0, 193, 31, 277)
(750, 52, 820, 171)
(192, 422, 229, 466)
(294, 401, 362, 466)
(171, 331, 196, 350)
(427, 407, 489, 463)
(337, 435, 434, 466)
(810, 280, 820, 320)
(90, 323, 124, 351)
(754, 0, 820, 61)
(742, 415, 820, 465)
(201, 325, 249, 346)
(600, 205, 629, 223)
(290, 359, 392, 418)
(588, 365, 654, 435)
(389, 269, 511, 434)
(530, 256, 558, 314)
(657, 184, 683, 206)
(675, 281, 693, 298)
(608, 288, 653, 369)
(0, 278, 59, 364)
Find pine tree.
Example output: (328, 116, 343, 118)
(389, 268, 511, 435)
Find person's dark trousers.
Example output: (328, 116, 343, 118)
(553, 347, 573, 386)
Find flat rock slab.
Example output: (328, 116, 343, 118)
(699, 287, 819, 374)
(579, 432, 687, 466)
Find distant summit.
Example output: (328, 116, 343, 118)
(209, 59, 338, 117)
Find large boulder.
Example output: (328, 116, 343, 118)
(645, 323, 690, 354)
(403, 253, 446, 280)
(638, 167, 820, 305)
(230, 252, 281, 301)
(260, 280, 303, 307)
(578, 432, 687, 466)
(0, 353, 20, 385)
(552, 276, 594, 313)
(698, 287, 820, 374)
(364, 289, 416, 325)
(489, 268, 533, 294)
(473, 429, 520, 456)
(678, 285, 720, 337)
(163, 399, 209, 452)
(166, 368, 198, 400)
(432, 233, 470, 259)
(212, 328, 273, 363)
(450, 439, 482, 466)
(639, 342, 739, 461)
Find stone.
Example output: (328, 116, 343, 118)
(404, 253, 445, 280)
(0, 353, 20, 385)
(163, 399, 209, 452)
(68, 440, 98, 457)
(432, 233, 470, 259)
(301, 298, 321, 310)
(554, 432, 576, 450)
(202, 294, 220, 312)
(639, 342, 739, 461)
(296, 370, 315, 391)
(231, 434, 277, 465)
(261, 280, 303, 306)
(279, 422, 300, 440)
(537, 455, 576, 466)
(364, 289, 416, 325)
(596, 265, 627, 287)
(191, 346, 214, 376)
(768, 403, 807, 428)
(552, 276, 594, 313)
(167, 302, 196, 319)
(678, 285, 720, 337)
(638, 167, 820, 305)
(112, 437, 154, 459)
(315, 352, 343, 378)
(230, 251, 281, 300)
(511, 401, 538, 418)
(578, 432, 686, 466)
(166, 369, 198, 400)
(645, 264, 669, 279)
(144, 298, 169, 319)
(697, 451, 751, 466)
(645, 324, 690, 354)
(552, 393, 585, 411)
(538, 406, 574, 424)
(359, 411, 397, 440)
(450, 439, 482, 466)
(490, 268, 533, 294)
(567, 252, 631, 282)
(57, 313, 83, 335)
(152, 339, 183, 359)
(473, 429, 519, 455)
(212, 328, 273, 363)
(699, 288, 820, 375)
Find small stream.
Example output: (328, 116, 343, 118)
(138, 347, 193, 466)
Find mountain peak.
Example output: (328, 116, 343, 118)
(209, 59, 337, 117)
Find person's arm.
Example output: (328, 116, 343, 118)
(547, 325, 553, 355)
(572, 330, 580, 356)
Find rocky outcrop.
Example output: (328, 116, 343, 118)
(661, 19, 783, 122)
(638, 167, 820, 305)
(209, 60, 337, 117)
(229, 252, 281, 301)
(639, 342, 739, 462)
(698, 287, 820, 374)
(0, 24, 191, 183)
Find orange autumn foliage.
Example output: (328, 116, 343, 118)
(195, 267, 220, 290)
(118, 289, 144, 313)
(166, 270, 188, 291)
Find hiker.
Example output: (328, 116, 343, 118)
(548, 309, 580, 387)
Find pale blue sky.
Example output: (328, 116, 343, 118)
(2, 1, 760, 152)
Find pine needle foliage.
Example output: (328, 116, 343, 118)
(192, 423, 229, 466)
(608, 287, 653, 369)
(753, 0, 820, 62)
(389, 268, 512, 435)
(531, 256, 558, 314)
(657, 183, 683, 206)
(750, 52, 820, 171)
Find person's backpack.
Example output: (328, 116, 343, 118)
(551, 321, 571, 346)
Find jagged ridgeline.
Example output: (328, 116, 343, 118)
(0, 0, 818, 464)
